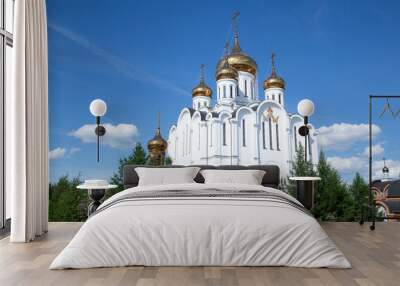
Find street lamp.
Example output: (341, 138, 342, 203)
(289, 99, 319, 211)
(297, 99, 315, 162)
(89, 99, 107, 162)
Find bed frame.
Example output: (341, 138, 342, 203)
(123, 165, 280, 190)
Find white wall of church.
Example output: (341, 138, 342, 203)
(168, 103, 319, 181)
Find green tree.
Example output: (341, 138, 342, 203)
(49, 175, 86, 222)
(313, 150, 354, 221)
(287, 144, 315, 196)
(348, 172, 369, 221)
(109, 143, 147, 196)
(165, 156, 173, 165)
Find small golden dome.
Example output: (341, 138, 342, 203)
(192, 64, 212, 98)
(263, 53, 285, 90)
(215, 58, 238, 81)
(148, 128, 167, 152)
(264, 74, 285, 89)
(192, 82, 212, 98)
(216, 36, 257, 75)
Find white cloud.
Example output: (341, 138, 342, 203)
(327, 156, 366, 173)
(362, 144, 384, 156)
(49, 147, 82, 160)
(317, 123, 381, 150)
(69, 123, 139, 149)
(69, 147, 81, 155)
(49, 148, 67, 160)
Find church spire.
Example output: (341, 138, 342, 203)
(223, 42, 230, 68)
(156, 112, 161, 136)
(231, 11, 241, 53)
(271, 53, 277, 77)
(199, 63, 205, 84)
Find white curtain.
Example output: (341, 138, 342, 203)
(8, 0, 49, 242)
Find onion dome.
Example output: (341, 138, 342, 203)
(263, 53, 285, 90)
(215, 45, 239, 81)
(216, 34, 257, 75)
(192, 64, 212, 98)
(148, 123, 167, 153)
(148, 128, 167, 152)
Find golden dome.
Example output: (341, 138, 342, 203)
(192, 82, 212, 97)
(192, 64, 212, 97)
(216, 36, 257, 75)
(215, 58, 238, 81)
(264, 74, 285, 89)
(148, 128, 167, 152)
(263, 53, 285, 90)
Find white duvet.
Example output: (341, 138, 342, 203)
(50, 183, 351, 269)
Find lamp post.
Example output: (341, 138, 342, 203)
(89, 99, 107, 162)
(297, 99, 315, 162)
(289, 99, 319, 211)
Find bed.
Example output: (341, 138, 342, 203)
(50, 165, 351, 269)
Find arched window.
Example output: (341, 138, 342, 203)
(242, 119, 246, 146)
(175, 138, 178, 159)
(203, 101, 207, 107)
(230, 85, 233, 98)
(210, 123, 212, 147)
(294, 126, 298, 151)
(276, 123, 280, 151)
(223, 86, 226, 98)
(272, 94, 275, 100)
(279, 94, 282, 104)
(182, 130, 185, 156)
(218, 87, 220, 99)
(250, 81, 254, 99)
(262, 121, 266, 149)
(198, 123, 201, 150)
(222, 123, 227, 145)
(244, 80, 248, 97)
(198, 102, 200, 109)
(268, 118, 273, 150)
(189, 128, 192, 154)
(237, 85, 239, 97)
(186, 125, 189, 155)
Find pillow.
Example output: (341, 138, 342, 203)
(200, 169, 266, 185)
(135, 167, 201, 186)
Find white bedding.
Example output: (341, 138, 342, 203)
(50, 183, 351, 269)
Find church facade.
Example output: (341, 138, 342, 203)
(167, 26, 318, 180)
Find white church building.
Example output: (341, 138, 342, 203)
(167, 25, 318, 179)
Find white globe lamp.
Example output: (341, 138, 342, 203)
(297, 99, 315, 117)
(90, 99, 107, 117)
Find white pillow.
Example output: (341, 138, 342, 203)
(200, 169, 266, 185)
(135, 167, 200, 186)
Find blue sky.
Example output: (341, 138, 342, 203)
(47, 0, 400, 182)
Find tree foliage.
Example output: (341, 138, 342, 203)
(313, 151, 354, 220)
(49, 175, 86, 222)
(348, 172, 369, 221)
(288, 146, 370, 221)
(287, 144, 316, 196)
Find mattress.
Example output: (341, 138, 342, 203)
(50, 183, 351, 269)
